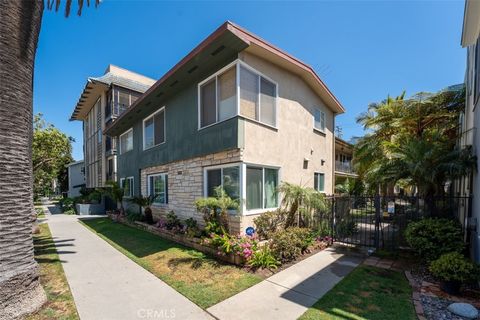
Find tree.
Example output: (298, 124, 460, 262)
(0, 1, 98, 318)
(354, 87, 475, 197)
(33, 114, 73, 198)
(128, 194, 158, 224)
(98, 180, 126, 215)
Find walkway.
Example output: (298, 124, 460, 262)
(43, 206, 212, 320)
(207, 246, 363, 320)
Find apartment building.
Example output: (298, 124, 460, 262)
(458, 0, 480, 262)
(104, 22, 345, 234)
(70, 65, 155, 188)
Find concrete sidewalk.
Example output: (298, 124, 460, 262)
(207, 247, 363, 320)
(45, 212, 212, 320)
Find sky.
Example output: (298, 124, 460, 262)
(34, 0, 467, 161)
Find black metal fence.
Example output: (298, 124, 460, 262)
(310, 195, 471, 251)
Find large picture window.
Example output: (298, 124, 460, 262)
(246, 166, 278, 210)
(120, 177, 134, 198)
(205, 165, 240, 200)
(119, 128, 133, 154)
(143, 107, 165, 150)
(148, 173, 168, 205)
(199, 61, 277, 129)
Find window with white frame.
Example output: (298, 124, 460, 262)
(143, 107, 165, 150)
(148, 173, 168, 205)
(314, 108, 326, 132)
(205, 165, 240, 200)
(314, 172, 325, 192)
(198, 61, 277, 129)
(120, 177, 134, 198)
(246, 166, 278, 211)
(119, 128, 133, 154)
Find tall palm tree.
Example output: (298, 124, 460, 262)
(0, 1, 98, 318)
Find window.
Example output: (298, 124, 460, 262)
(246, 166, 278, 210)
(120, 177, 134, 198)
(205, 165, 240, 200)
(314, 108, 326, 132)
(148, 173, 168, 205)
(200, 66, 237, 128)
(119, 128, 133, 154)
(199, 61, 277, 129)
(314, 173, 325, 192)
(143, 107, 165, 150)
(240, 66, 276, 127)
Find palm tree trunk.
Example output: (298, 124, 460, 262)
(0, 1, 46, 318)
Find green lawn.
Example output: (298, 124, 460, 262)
(299, 265, 416, 320)
(27, 224, 79, 320)
(80, 218, 262, 308)
(35, 206, 45, 218)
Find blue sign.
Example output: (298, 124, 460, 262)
(245, 227, 255, 236)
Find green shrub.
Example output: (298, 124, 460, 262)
(429, 252, 479, 283)
(165, 211, 183, 231)
(184, 218, 201, 237)
(269, 227, 313, 263)
(126, 210, 143, 223)
(248, 245, 280, 270)
(405, 218, 464, 261)
(253, 210, 287, 239)
(59, 197, 76, 214)
(87, 190, 102, 203)
(195, 187, 237, 235)
(335, 219, 358, 237)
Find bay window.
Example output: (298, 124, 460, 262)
(205, 165, 240, 200)
(119, 128, 133, 154)
(148, 173, 168, 205)
(143, 107, 165, 150)
(246, 166, 279, 210)
(199, 61, 277, 129)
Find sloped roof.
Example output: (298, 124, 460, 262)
(70, 65, 155, 121)
(105, 21, 345, 136)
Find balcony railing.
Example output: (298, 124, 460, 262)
(105, 102, 129, 123)
(335, 160, 356, 174)
(105, 136, 117, 156)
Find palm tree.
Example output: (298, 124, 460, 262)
(98, 180, 126, 215)
(128, 194, 158, 224)
(0, 1, 98, 318)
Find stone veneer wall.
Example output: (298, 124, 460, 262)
(140, 149, 242, 226)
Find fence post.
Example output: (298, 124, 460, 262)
(374, 195, 381, 250)
(331, 196, 335, 242)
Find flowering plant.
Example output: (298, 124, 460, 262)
(204, 232, 258, 260)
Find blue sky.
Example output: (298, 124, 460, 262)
(34, 0, 467, 161)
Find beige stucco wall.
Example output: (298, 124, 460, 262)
(238, 51, 335, 194)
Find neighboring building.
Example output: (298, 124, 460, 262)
(458, 0, 480, 262)
(66, 160, 85, 198)
(334, 137, 357, 187)
(104, 21, 345, 234)
(70, 65, 155, 189)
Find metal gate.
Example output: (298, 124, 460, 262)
(330, 195, 471, 251)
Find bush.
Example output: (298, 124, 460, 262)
(165, 211, 183, 232)
(253, 210, 287, 239)
(269, 227, 313, 263)
(126, 210, 143, 223)
(335, 219, 358, 237)
(184, 218, 201, 237)
(405, 218, 464, 261)
(429, 252, 479, 283)
(59, 197, 76, 214)
(248, 245, 280, 270)
(195, 187, 237, 235)
(206, 233, 258, 260)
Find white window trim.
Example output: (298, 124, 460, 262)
(119, 128, 133, 154)
(313, 107, 326, 133)
(120, 176, 134, 198)
(243, 163, 281, 215)
(202, 162, 242, 198)
(197, 59, 279, 130)
(314, 172, 325, 193)
(147, 172, 168, 206)
(143, 106, 166, 151)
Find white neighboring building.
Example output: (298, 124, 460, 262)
(459, 0, 480, 263)
(67, 160, 85, 198)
